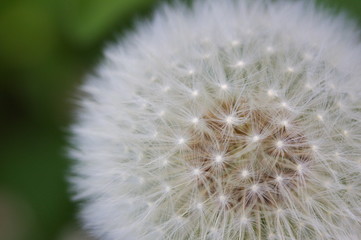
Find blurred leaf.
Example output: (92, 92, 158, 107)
(0, 128, 74, 240)
(316, 0, 361, 23)
(0, 3, 58, 68)
(57, 0, 158, 47)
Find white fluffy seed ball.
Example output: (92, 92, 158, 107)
(69, 0, 361, 239)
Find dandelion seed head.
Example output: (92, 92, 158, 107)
(70, 0, 361, 239)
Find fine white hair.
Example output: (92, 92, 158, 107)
(69, 0, 361, 239)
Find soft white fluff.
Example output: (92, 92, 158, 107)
(69, 0, 361, 239)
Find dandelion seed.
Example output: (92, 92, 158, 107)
(346, 185, 353, 192)
(276, 208, 284, 215)
(240, 216, 248, 224)
(214, 155, 223, 163)
(323, 180, 331, 188)
(235, 60, 245, 67)
(219, 195, 227, 204)
(152, 131, 158, 138)
(174, 215, 183, 222)
(225, 116, 235, 124)
(337, 101, 343, 109)
(193, 168, 201, 176)
(158, 110, 165, 117)
(304, 53, 313, 60)
(281, 120, 289, 127)
(267, 89, 277, 97)
(138, 177, 145, 185)
(268, 233, 276, 239)
(297, 164, 303, 173)
(191, 90, 199, 97)
(202, 54, 211, 59)
(162, 86, 170, 92)
(312, 145, 318, 151)
(251, 135, 259, 142)
(287, 67, 295, 72)
(150, 76, 157, 82)
(276, 175, 283, 182)
(317, 114, 324, 121)
(251, 184, 259, 192)
(191, 117, 199, 124)
(241, 169, 249, 178)
(266, 46, 274, 53)
(164, 185, 171, 193)
(231, 40, 240, 46)
(220, 84, 228, 90)
(162, 159, 168, 166)
(177, 138, 185, 145)
(276, 140, 284, 149)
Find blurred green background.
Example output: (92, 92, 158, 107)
(0, 0, 360, 239)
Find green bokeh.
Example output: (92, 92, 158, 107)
(0, 0, 360, 239)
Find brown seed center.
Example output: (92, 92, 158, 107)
(185, 99, 313, 211)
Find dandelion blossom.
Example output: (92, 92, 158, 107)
(69, 0, 361, 239)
